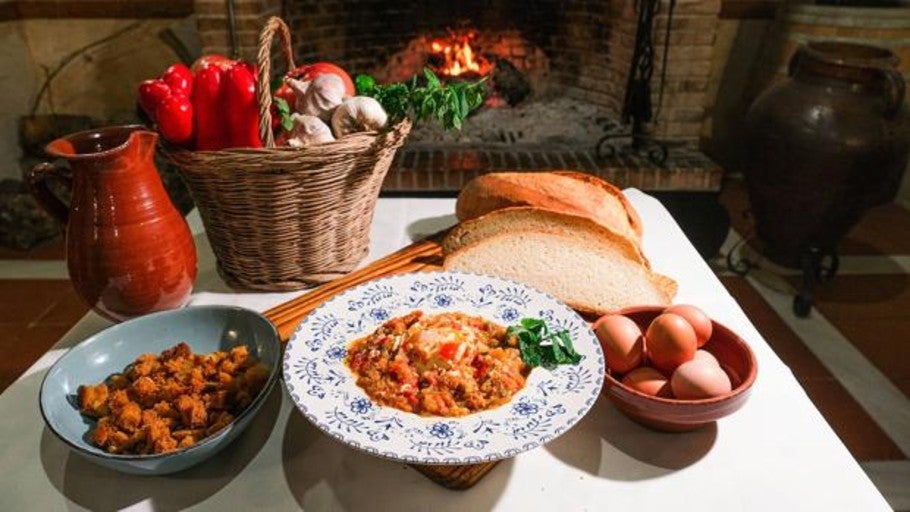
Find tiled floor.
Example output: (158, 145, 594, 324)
(0, 176, 907, 509)
(0, 277, 87, 390)
(715, 177, 910, 511)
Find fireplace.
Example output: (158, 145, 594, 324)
(288, 1, 635, 119)
(195, 0, 724, 193)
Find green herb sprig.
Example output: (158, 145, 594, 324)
(273, 97, 295, 132)
(356, 68, 486, 130)
(506, 318, 582, 370)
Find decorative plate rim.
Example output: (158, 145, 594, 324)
(282, 270, 605, 465)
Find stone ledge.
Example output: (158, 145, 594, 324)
(382, 144, 724, 193)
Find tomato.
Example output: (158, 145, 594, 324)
(292, 62, 355, 95)
(471, 356, 489, 379)
(273, 62, 354, 106)
(270, 61, 353, 134)
(438, 342, 459, 361)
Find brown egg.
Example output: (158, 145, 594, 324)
(621, 366, 671, 397)
(594, 314, 644, 374)
(671, 359, 732, 399)
(665, 304, 713, 348)
(645, 313, 697, 373)
(694, 349, 719, 367)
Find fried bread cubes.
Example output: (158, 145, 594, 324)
(77, 343, 269, 455)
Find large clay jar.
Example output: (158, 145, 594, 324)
(28, 125, 197, 322)
(745, 42, 910, 268)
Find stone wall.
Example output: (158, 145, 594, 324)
(650, 0, 721, 141)
(0, 16, 196, 181)
(0, 21, 38, 181)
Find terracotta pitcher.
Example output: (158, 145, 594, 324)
(28, 125, 197, 322)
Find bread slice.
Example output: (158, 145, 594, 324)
(551, 170, 643, 239)
(444, 230, 676, 316)
(455, 172, 642, 247)
(442, 206, 651, 268)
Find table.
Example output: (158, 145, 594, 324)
(0, 191, 890, 511)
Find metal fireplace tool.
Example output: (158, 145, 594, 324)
(596, 0, 678, 166)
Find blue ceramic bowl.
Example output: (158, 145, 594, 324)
(39, 305, 281, 475)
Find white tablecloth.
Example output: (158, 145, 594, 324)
(0, 191, 890, 511)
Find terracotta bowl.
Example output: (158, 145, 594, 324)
(601, 306, 758, 432)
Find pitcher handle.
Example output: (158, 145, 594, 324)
(27, 162, 72, 227)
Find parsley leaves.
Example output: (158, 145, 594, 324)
(506, 318, 582, 370)
(273, 97, 295, 132)
(355, 68, 486, 130)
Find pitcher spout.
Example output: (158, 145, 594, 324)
(44, 124, 155, 161)
(127, 128, 159, 154)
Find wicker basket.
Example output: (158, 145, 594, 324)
(167, 17, 411, 291)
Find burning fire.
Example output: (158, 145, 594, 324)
(428, 31, 492, 77)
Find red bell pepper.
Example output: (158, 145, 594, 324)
(162, 64, 193, 96)
(192, 64, 229, 151)
(155, 94, 194, 146)
(140, 55, 265, 151)
(224, 62, 263, 148)
(138, 79, 171, 121)
(191, 54, 234, 72)
(138, 77, 192, 147)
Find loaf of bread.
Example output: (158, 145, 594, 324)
(455, 171, 643, 246)
(444, 230, 676, 316)
(442, 206, 650, 268)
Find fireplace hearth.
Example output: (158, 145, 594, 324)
(196, 0, 725, 194)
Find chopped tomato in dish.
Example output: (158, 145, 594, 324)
(346, 311, 528, 417)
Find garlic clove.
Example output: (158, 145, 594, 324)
(285, 77, 311, 97)
(286, 113, 335, 147)
(331, 96, 388, 138)
(288, 74, 346, 121)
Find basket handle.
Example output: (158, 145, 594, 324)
(257, 17, 297, 148)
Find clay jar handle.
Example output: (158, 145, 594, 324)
(873, 66, 905, 118)
(27, 162, 72, 227)
(786, 48, 805, 78)
(788, 47, 905, 117)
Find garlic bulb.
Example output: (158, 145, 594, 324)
(286, 114, 335, 147)
(331, 96, 388, 137)
(286, 74, 345, 121)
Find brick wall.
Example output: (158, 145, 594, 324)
(651, 0, 721, 141)
(194, 0, 721, 143)
(194, 0, 282, 62)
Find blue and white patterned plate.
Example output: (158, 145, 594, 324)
(283, 271, 605, 465)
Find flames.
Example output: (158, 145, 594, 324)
(428, 31, 491, 77)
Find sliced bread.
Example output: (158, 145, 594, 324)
(442, 206, 651, 268)
(455, 171, 642, 247)
(443, 229, 676, 316)
(551, 170, 643, 238)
